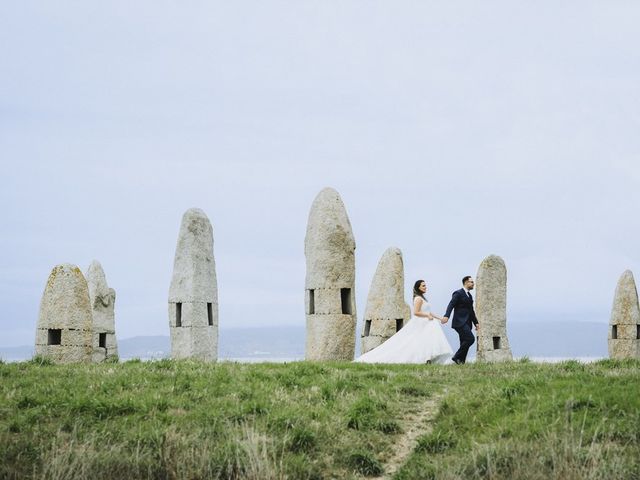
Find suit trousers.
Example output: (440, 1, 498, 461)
(452, 323, 475, 363)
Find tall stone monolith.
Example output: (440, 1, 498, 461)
(169, 208, 218, 361)
(34, 264, 93, 363)
(305, 188, 357, 360)
(475, 255, 513, 362)
(86, 260, 118, 362)
(360, 247, 411, 354)
(608, 270, 640, 359)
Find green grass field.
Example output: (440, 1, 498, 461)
(0, 358, 638, 479)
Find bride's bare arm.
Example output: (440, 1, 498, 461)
(413, 297, 434, 319)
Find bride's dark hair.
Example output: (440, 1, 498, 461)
(413, 280, 426, 299)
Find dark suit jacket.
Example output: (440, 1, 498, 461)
(444, 288, 478, 329)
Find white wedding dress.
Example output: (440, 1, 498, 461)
(354, 299, 453, 364)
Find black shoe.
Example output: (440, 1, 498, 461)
(452, 358, 463, 365)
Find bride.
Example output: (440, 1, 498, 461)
(355, 280, 453, 364)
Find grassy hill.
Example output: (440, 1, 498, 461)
(0, 358, 638, 479)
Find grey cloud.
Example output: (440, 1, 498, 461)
(1, 1, 639, 346)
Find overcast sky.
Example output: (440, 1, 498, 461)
(1, 2, 639, 347)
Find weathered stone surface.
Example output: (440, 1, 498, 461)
(34, 264, 93, 363)
(475, 255, 513, 362)
(608, 270, 640, 359)
(169, 208, 218, 361)
(360, 247, 411, 354)
(304, 188, 357, 360)
(86, 260, 118, 362)
(306, 315, 357, 360)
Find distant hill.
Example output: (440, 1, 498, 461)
(0, 321, 608, 362)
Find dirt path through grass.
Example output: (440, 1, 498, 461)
(368, 390, 445, 480)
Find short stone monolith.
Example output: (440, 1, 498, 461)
(34, 264, 93, 363)
(86, 260, 118, 362)
(475, 255, 513, 362)
(169, 208, 218, 361)
(305, 188, 357, 360)
(608, 270, 640, 359)
(360, 247, 411, 354)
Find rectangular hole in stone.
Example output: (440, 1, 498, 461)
(396, 319, 404, 332)
(340, 288, 352, 315)
(176, 303, 182, 327)
(307, 289, 315, 315)
(612, 325, 617, 340)
(492, 336, 501, 350)
(364, 320, 371, 336)
(207, 303, 213, 326)
(99, 333, 106, 348)
(48, 329, 61, 345)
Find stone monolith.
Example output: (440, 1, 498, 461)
(34, 264, 93, 363)
(475, 255, 513, 362)
(360, 247, 411, 354)
(608, 270, 640, 359)
(169, 208, 218, 361)
(305, 188, 357, 360)
(86, 260, 118, 362)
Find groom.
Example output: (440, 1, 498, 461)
(442, 276, 479, 364)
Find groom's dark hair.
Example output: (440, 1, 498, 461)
(413, 280, 426, 299)
(462, 276, 472, 285)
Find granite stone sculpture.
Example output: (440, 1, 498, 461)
(608, 270, 640, 359)
(86, 260, 118, 362)
(169, 208, 218, 361)
(475, 254, 513, 362)
(34, 264, 93, 363)
(360, 247, 411, 354)
(305, 187, 357, 360)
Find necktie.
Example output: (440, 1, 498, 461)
(467, 292, 472, 301)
